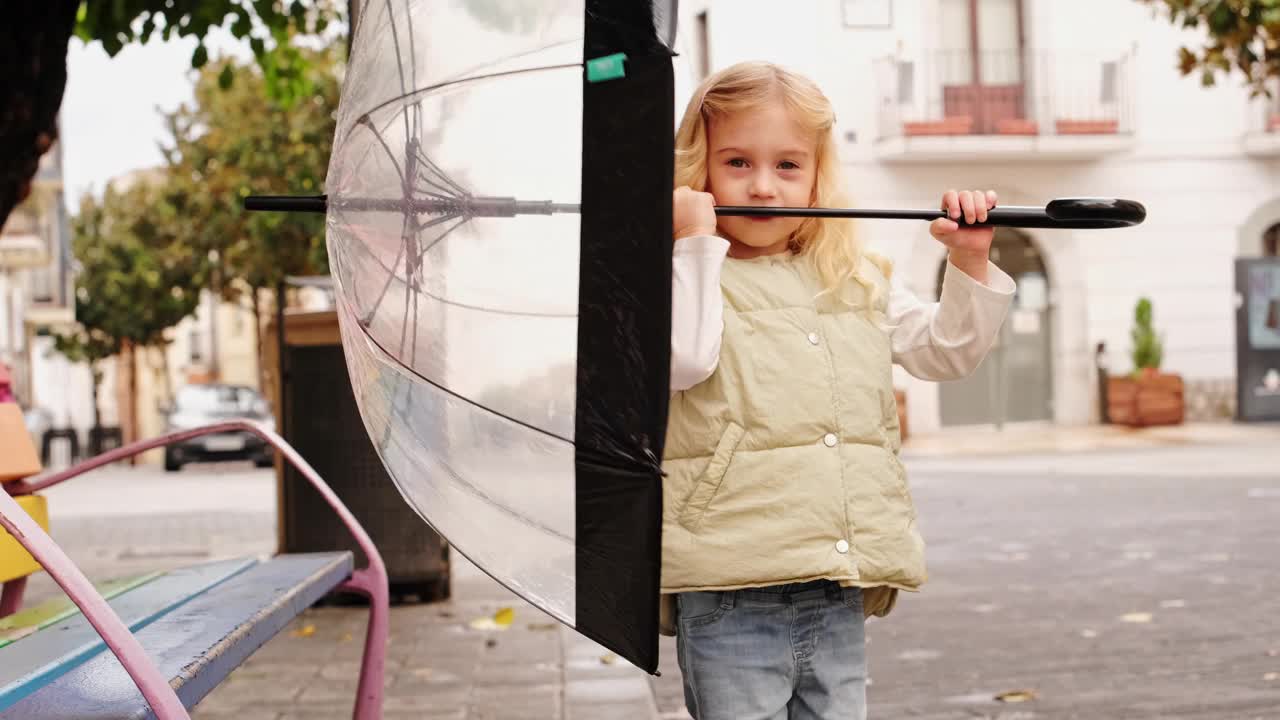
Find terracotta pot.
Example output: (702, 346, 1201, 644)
(903, 116, 974, 136)
(996, 118, 1039, 135)
(1056, 118, 1119, 135)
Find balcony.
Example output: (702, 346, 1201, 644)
(1242, 80, 1280, 157)
(872, 50, 1136, 163)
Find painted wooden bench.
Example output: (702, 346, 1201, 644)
(0, 408, 388, 720)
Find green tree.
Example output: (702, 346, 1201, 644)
(162, 49, 338, 386)
(57, 184, 206, 445)
(1, 1, 342, 232)
(1138, 0, 1280, 96)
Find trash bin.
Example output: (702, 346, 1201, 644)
(268, 307, 450, 602)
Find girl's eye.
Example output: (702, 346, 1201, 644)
(778, 161, 800, 170)
(727, 158, 748, 168)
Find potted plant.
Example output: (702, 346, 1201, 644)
(1106, 298, 1185, 426)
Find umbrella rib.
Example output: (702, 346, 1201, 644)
(413, 145, 470, 197)
(397, 216, 414, 357)
(355, 63, 582, 123)
(383, 0, 412, 146)
(381, 389, 574, 543)
(357, 117, 408, 187)
(413, 214, 467, 260)
(358, 240, 406, 326)
(358, 321, 574, 446)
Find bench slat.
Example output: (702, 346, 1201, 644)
(0, 572, 164, 648)
(2, 552, 353, 720)
(0, 556, 256, 711)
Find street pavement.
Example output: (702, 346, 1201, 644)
(20, 425, 1280, 719)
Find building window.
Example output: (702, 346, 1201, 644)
(1264, 223, 1279, 257)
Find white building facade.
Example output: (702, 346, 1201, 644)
(675, 0, 1280, 433)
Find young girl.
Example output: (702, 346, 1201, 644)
(663, 62, 1016, 719)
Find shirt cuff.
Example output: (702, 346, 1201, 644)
(940, 258, 1016, 305)
(674, 234, 730, 258)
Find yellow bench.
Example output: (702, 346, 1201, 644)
(1, 402, 47, 615)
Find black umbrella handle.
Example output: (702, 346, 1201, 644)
(244, 194, 328, 213)
(715, 198, 1145, 230)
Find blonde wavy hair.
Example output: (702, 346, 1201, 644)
(675, 61, 892, 311)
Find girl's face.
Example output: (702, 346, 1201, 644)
(706, 100, 818, 258)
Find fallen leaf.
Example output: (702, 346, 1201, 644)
(290, 624, 317, 638)
(340, 632, 354, 643)
(1265, 672, 1279, 682)
(527, 622, 558, 632)
(600, 653, 617, 665)
(469, 607, 516, 631)
(1120, 612, 1153, 624)
(995, 689, 1037, 703)
(1159, 599, 1186, 609)
(1267, 649, 1279, 658)
(1080, 629, 1099, 639)
(412, 668, 434, 679)
(485, 638, 498, 648)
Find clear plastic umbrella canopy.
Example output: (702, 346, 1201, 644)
(325, 0, 677, 672)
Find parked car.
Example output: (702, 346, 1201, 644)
(162, 384, 275, 472)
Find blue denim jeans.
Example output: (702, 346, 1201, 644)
(675, 580, 867, 720)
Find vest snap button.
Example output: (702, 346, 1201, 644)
(823, 433, 837, 447)
(835, 539, 850, 554)
(807, 332, 820, 345)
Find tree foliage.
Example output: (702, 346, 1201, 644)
(1138, 0, 1280, 96)
(163, 49, 338, 295)
(74, 0, 341, 106)
(65, 183, 207, 351)
(1, 1, 342, 232)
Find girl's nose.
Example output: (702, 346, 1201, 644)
(749, 172, 777, 199)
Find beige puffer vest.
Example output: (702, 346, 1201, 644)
(660, 251, 924, 634)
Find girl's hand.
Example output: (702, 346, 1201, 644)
(673, 186, 718, 241)
(930, 189, 998, 282)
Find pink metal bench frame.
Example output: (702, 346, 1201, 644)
(0, 421, 389, 720)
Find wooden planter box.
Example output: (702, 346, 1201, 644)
(1056, 118, 1119, 135)
(903, 116, 974, 136)
(996, 118, 1039, 136)
(1106, 372, 1184, 427)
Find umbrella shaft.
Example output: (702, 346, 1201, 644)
(715, 205, 1049, 226)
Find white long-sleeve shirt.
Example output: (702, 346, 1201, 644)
(670, 234, 1017, 392)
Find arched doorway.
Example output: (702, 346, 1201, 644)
(937, 228, 1053, 426)
(1264, 222, 1279, 256)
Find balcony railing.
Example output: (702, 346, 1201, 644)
(874, 50, 1136, 144)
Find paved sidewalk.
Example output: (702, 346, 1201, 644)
(900, 419, 1280, 458)
(193, 556, 659, 720)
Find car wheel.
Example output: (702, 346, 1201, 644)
(163, 449, 183, 473)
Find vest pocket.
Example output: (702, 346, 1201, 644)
(677, 421, 746, 530)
